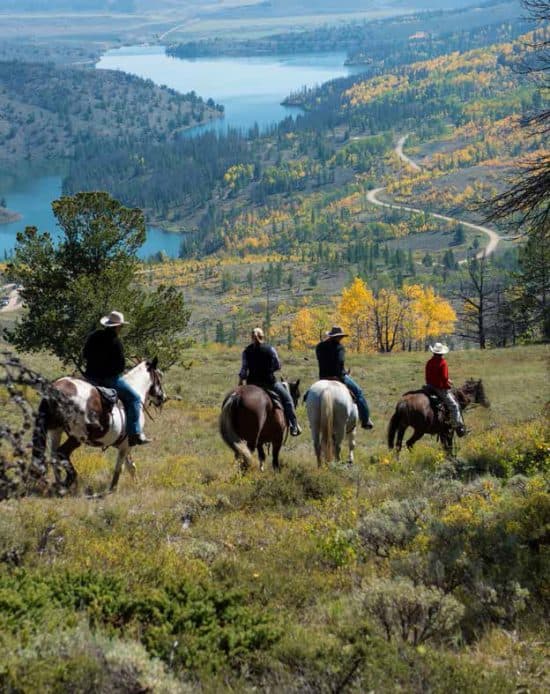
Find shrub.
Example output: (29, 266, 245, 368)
(358, 498, 428, 557)
(410, 477, 550, 631)
(243, 464, 341, 510)
(360, 578, 464, 645)
(0, 623, 184, 693)
(456, 420, 549, 479)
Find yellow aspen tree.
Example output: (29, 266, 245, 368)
(413, 286, 457, 345)
(290, 307, 318, 349)
(338, 277, 374, 352)
(372, 288, 410, 352)
(401, 284, 425, 350)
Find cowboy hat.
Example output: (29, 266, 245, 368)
(429, 342, 449, 355)
(326, 326, 348, 339)
(251, 327, 264, 342)
(100, 310, 128, 328)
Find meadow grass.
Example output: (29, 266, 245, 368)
(0, 343, 548, 691)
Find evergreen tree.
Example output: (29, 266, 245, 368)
(6, 192, 190, 368)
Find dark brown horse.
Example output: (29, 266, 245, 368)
(388, 379, 490, 454)
(219, 380, 300, 471)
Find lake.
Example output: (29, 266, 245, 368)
(0, 47, 363, 259)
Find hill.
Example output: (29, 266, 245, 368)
(0, 343, 548, 690)
(0, 61, 222, 165)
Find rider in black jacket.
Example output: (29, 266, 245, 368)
(239, 327, 301, 436)
(315, 326, 373, 429)
(83, 310, 150, 446)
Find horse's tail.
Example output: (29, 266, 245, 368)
(320, 387, 334, 462)
(388, 405, 403, 450)
(219, 393, 254, 468)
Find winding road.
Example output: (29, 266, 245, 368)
(367, 134, 502, 260)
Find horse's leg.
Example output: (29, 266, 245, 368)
(442, 431, 454, 456)
(310, 418, 322, 466)
(272, 441, 282, 472)
(50, 428, 62, 457)
(271, 432, 283, 473)
(334, 421, 345, 463)
(122, 440, 137, 482)
(55, 436, 80, 490)
(258, 444, 266, 473)
(110, 443, 132, 491)
(396, 426, 406, 455)
(406, 429, 424, 451)
(347, 427, 356, 465)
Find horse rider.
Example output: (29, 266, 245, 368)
(83, 310, 151, 446)
(425, 342, 466, 436)
(239, 327, 302, 436)
(315, 326, 374, 429)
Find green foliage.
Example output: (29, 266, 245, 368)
(0, 569, 280, 675)
(5, 192, 190, 367)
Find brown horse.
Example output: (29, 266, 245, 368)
(388, 379, 490, 454)
(219, 380, 300, 471)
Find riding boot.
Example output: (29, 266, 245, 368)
(128, 433, 152, 446)
(286, 408, 302, 436)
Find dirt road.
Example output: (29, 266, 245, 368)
(367, 134, 502, 259)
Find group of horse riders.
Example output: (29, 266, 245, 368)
(83, 310, 465, 446)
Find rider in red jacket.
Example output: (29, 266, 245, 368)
(425, 342, 465, 436)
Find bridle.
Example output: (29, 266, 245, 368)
(145, 365, 166, 420)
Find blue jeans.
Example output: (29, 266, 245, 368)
(343, 374, 371, 425)
(97, 375, 142, 436)
(272, 381, 298, 428)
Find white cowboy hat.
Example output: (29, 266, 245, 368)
(429, 342, 449, 355)
(100, 310, 128, 327)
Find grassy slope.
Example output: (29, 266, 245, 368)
(1, 343, 548, 689)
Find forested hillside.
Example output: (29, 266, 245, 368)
(0, 61, 222, 164)
(65, 23, 544, 255)
(168, 1, 523, 59)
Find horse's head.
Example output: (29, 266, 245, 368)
(460, 378, 490, 408)
(282, 378, 301, 407)
(146, 357, 167, 408)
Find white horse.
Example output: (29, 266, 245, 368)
(305, 380, 358, 466)
(32, 359, 166, 491)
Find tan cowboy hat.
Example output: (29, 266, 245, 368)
(326, 326, 348, 339)
(252, 327, 264, 342)
(100, 310, 128, 328)
(429, 342, 449, 355)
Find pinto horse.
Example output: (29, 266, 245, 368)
(32, 359, 166, 491)
(306, 380, 358, 466)
(219, 380, 300, 472)
(388, 379, 490, 455)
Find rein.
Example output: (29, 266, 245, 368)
(142, 401, 157, 422)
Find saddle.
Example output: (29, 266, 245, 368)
(96, 386, 118, 414)
(303, 379, 357, 405)
(264, 389, 283, 411)
(404, 386, 447, 419)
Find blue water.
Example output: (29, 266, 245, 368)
(0, 47, 363, 259)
